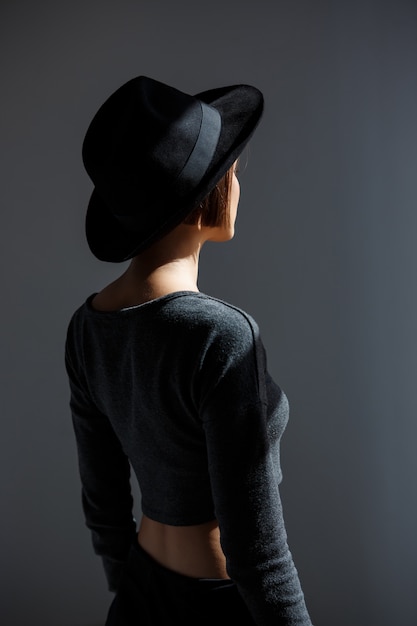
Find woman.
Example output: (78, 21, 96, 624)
(65, 76, 314, 625)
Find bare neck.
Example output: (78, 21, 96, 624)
(92, 223, 206, 310)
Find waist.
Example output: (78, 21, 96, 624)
(137, 514, 230, 580)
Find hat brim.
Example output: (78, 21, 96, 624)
(85, 83, 263, 262)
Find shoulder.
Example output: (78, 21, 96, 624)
(65, 295, 96, 355)
(66, 297, 90, 333)
(162, 292, 262, 358)
(166, 292, 259, 334)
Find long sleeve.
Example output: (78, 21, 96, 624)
(65, 336, 137, 592)
(198, 312, 313, 625)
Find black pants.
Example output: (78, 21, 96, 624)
(105, 541, 255, 625)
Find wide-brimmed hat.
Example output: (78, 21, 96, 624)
(82, 75, 263, 262)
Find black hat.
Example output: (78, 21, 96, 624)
(82, 75, 264, 262)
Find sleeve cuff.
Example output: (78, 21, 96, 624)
(102, 556, 128, 592)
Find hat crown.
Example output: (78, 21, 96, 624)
(82, 77, 207, 215)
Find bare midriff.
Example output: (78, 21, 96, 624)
(137, 514, 230, 579)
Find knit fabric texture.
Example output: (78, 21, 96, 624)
(65, 291, 313, 625)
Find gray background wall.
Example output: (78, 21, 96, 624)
(1, 1, 416, 625)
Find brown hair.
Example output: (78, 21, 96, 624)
(183, 165, 234, 229)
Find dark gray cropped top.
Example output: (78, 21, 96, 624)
(65, 291, 313, 625)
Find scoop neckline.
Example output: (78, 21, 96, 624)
(86, 290, 204, 315)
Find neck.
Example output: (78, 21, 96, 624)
(121, 223, 206, 301)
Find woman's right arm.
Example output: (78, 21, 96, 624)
(198, 311, 314, 625)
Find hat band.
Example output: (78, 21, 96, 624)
(113, 101, 221, 231)
(174, 101, 221, 191)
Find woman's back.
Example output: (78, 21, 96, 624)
(66, 289, 306, 623)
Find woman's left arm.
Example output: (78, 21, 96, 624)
(65, 344, 137, 592)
